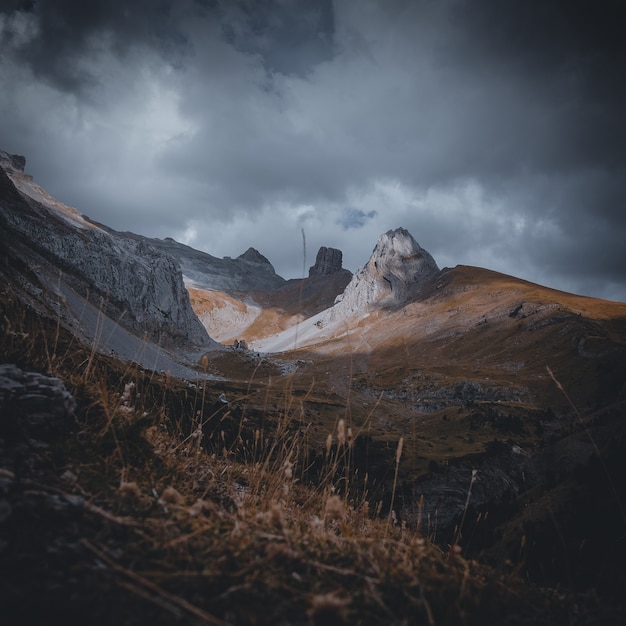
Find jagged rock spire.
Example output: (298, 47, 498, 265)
(309, 246, 343, 277)
(334, 228, 439, 312)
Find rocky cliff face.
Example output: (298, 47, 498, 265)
(0, 151, 213, 350)
(252, 229, 440, 352)
(126, 237, 286, 292)
(333, 227, 439, 314)
(309, 247, 344, 277)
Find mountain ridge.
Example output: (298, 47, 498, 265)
(2, 149, 626, 619)
(0, 150, 219, 375)
(118, 231, 288, 292)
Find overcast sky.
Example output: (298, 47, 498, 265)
(1, 0, 625, 301)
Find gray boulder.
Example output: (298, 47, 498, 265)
(0, 363, 75, 430)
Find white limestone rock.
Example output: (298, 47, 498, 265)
(252, 228, 440, 353)
(333, 227, 439, 314)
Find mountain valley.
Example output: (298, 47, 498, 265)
(2, 149, 626, 624)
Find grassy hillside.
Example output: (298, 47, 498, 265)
(2, 281, 625, 624)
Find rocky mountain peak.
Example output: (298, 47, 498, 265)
(333, 227, 439, 313)
(238, 247, 272, 265)
(309, 246, 343, 277)
(0, 150, 26, 173)
(0, 153, 214, 351)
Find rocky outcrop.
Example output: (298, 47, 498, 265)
(0, 364, 78, 526)
(0, 363, 75, 434)
(2, 153, 26, 172)
(402, 448, 534, 542)
(237, 247, 270, 265)
(0, 363, 75, 417)
(250, 229, 439, 352)
(309, 247, 343, 277)
(233, 338, 249, 351)
(0, 152, 214, 350)
(399, 421, 610, 546)
(356, 379, 529, 413)
(131, 238, 286, 292)
(333, 228, 439, 313)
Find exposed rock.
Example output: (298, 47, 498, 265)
(0, 364, 74, 526)
(0, 153, 214, 350)
(250, 229, 439, 352)
(333, 227, 439, 313)
(237, 247, 271, 265)
(0, 151, 26, 173)
(403, 458, 527, 542)
(0, 364, 75, 434)
(356, 379, 529, 413)
(130, 237, 286, 292)
(309, 247, 343, 277)
(233, 339, 248, 351)
(400, 422, 607, 545)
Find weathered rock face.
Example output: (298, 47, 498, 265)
(251, 229, 439, 351)
(132, 238, 286, 292)
(0, 364, 77, 524)
(309, 247, 343, 277)
(399, 425, 608, 547)
(237, 247, 270, 265)
(233, 338, 249, 351)
(334, 227, 439, 313)
(4, 153, 26, 172)
(0, 363, 75, 430)
(0, 151, 213, 350)
(401, 448, 536, 542)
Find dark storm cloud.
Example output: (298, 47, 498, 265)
(408, 0, 626, 296)
(0, 0, 335, 91)
(220, 0, 335, 76)
(452, 0, 626, 223)
(0, 0, 193, 92)
(0, 0, 625, 300)
(446, 0, 626, 175)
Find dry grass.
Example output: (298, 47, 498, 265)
(1, 284, 624, 625)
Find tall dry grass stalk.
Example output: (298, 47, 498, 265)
(547, 365, 626, 525)
(453, 469, 478, 547)
(386, 436, 404, 534)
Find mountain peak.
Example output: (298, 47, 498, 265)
(309, 246, 343, 277)
(334, 227, 439, 312)
(0, 150, 26, 173)
(238, 247, 272, 265)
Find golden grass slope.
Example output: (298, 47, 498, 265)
(188, 270, 352, 345)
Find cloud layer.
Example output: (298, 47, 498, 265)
(1, 0, 625, 301)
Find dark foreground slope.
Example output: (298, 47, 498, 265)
(2, 288, 622, 626)
(254, 263, 626, 608)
